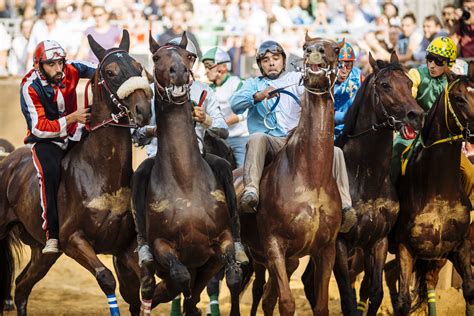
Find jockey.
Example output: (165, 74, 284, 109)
(334, 41, 364, 139)
(230, 40, 357, 233)
(202, 46, 249, 168)
(391, 36, 474, 207)
(20, 40, 95, 253)
(132, 36, 249, 269)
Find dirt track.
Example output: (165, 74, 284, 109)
(0, 78, 467, 314)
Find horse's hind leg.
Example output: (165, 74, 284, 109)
(396, 243, 415, 316)
(424, 260, 445, 316)
(302, 259, 315, 309)
(358, 238, 388, 316)
(312, 243, 337, 316)
(449, 238, 474, 314)
(63, 232, 120, 315)
(113, 244, 141, 316)
(14, 246, 61, 316)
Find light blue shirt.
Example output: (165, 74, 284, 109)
(230, 71, 304, 137)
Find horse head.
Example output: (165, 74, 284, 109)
(149, 32, 193, 105)
(302, 33, 342, 93)
(368, 51, 424, 138)
(445, 61, 474, 143)
(88, 29, 152, 127)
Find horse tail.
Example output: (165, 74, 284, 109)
(0, 227, 22, 311)
(410, 259, 436, 313)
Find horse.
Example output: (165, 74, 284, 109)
(0, 30, 152, 316)
(390, 62, 474, 315)
(299, 53, 424, 315)
(133, 32, 241, 316)
(0, 139, 15, 162)
(235, 34, 343, 315)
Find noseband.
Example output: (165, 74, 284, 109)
(153, 45, 193, 105)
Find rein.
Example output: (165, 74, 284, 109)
(400, 79, 471, 176)
(87, 49, 139, 131)
(263, 84, 301, 130)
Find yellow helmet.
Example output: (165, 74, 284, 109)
(426, 36, 457, 67)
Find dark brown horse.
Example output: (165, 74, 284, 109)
(0, 30, 151, 315)
(237, 35, 343, 315)
(301, 53, 424, 315)
(391, 63, 474, 315)
(134, 33, 241, 316)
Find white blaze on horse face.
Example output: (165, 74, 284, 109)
(85, 188, 131, 215)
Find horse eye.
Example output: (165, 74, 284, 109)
(381, 82, 390, 89)
(106, 70, 115, 77)
(334, 48, 340, 55)
(153, 55, 159, 62)
(455, 95, 466, 104)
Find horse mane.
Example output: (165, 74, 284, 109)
(335, 61, 406, 148)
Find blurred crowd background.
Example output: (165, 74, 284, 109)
(0, 0, 472, 79)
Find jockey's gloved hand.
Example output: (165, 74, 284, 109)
(132, 128, 152, 147)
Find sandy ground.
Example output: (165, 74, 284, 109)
(2, 251, 467, 316)
(0, 78, 468, 315)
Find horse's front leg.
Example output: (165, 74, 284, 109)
(312, 242, 337, 316)
(333, 238, 356, 315)
(396, 243, 415, 316)
(449, 237, 474, 315)
(62, 231, 121, 316)
(358, 238, 388, 316)
(424, 259, 446, 316)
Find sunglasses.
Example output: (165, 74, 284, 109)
(426, 54, 446, 67)
(338, 61, 353, 69)
(204, 63, 218, 70)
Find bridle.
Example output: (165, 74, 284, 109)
(152, 44, 193, 105)
(88, 49, 143, 131)
(346, 68, 405, 139)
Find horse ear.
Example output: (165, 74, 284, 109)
(468, 61, 474, 81)
(369, 52, 379, 73)
(119, 29, 130, 52)
(87, 34, 106, 61)
(149, 30, 160, 54)
(390, 51, 399, 64)
(179, 31, 188, 49)
(305, 31, 311, 43)
(339, 38, 345, 50)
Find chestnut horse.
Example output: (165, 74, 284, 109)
(237, 35, 343, 315)
(0, 30, 151, 316)
(301, 53, 424, 315)
(134, 33, 241, 316)
(391, 63, 474, 315)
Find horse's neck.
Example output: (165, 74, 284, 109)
(81, 94, 132, 181)
(155, 101, 206, 191)
(416, 97, 461, 190)
(345, 90, 394, 195)
(285, 91, 334, 181)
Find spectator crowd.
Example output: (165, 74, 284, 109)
(0, 0, 473, 79)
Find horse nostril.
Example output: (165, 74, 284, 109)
(170, 66, 176, 74)
(407, 110, 422, 128)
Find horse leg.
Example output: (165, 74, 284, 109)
(358, 238, 388, 316)
(184, 258, 223, 316)
(113, 243, 141, 316)
(251, 262, 266, 316)
(449, 238, 474, 314)
(302, 259, 316, 309)
(264, 243, 294, 316)
(424, 260, 445, 316)
(396, 243, 415, 316)
(333, 239, 356, 315)
(312, 243, 337, 316)
(63, 232, 121, 315)
(221, 236, 243, 316)
(153, 238, 191, 298)
(14, 246, 61, 316)
(384, 258, 399, 314)
(206, 268, 224, 316)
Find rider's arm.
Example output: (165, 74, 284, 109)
(229, 78, 260, 114)
(407, 68, 421, 99)
(202, 87, 227, 129)
(68, 60, 97, 79)
(21, 84, 68, 138)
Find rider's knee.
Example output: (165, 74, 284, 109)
(247, 133, 269, 148)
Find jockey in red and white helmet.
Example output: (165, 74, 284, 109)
(33, 40, 67, 83)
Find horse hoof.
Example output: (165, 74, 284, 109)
(4, 299, 14, 311)
(234, 242, 249, 265)
(170, 260, 191, 294)
(240, 189, 258, 214)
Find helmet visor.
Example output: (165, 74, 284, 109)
(257, 42, 285, 60)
